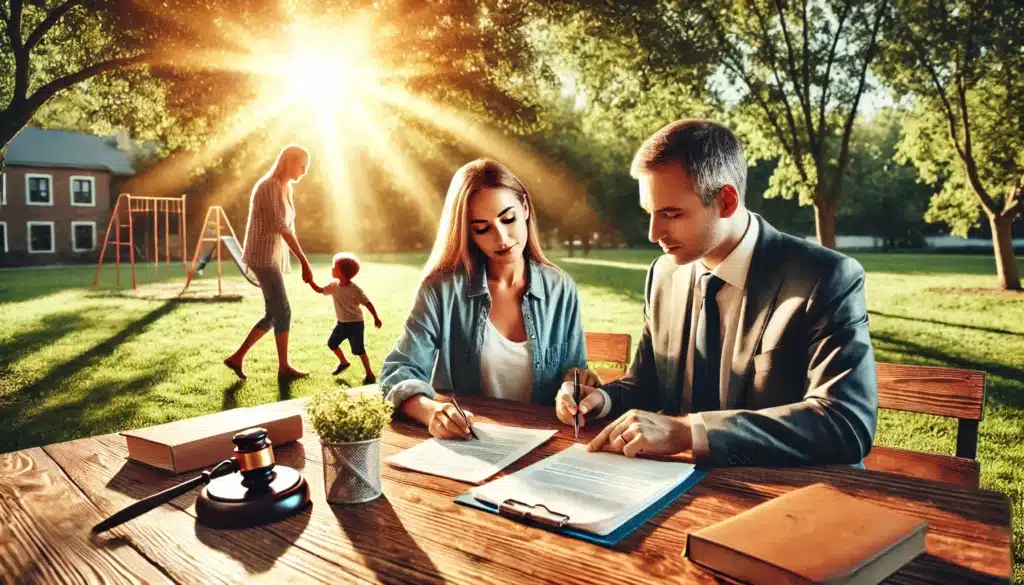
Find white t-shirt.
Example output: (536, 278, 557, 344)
(479, 319, 533, 403)
(322, 280, 369, 323)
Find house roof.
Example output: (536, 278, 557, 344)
(6, 126, 137, 176)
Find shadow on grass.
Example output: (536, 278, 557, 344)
(85, 291, 246, 304)
(0, 308, 99, 369)
(869, 310, 1024, 338)
(222, 379, 245, 411)
(0, 302, 180, 453)
(0, 363, 171, 453)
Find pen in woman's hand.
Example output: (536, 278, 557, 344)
(573, 369, 580, 439)
(449, 394, 479, 440)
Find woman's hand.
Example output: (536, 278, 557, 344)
(427, 401, 475, 440)
(300, 262, 313, 284)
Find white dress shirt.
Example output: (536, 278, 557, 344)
(687, 211, 759, 456)
(595, 211, 759, 458)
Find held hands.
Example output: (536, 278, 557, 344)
(555, 368, 603, 430)
(427, 400, 476, 440)
(300, 262, 313, 284)
(587, 410, 692, 458)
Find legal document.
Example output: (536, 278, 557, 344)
(470, 444, 698, 535)
(386, 422, 557, 484)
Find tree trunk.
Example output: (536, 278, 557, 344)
(814, 197, 838, 250)
(1, 107, 33, 173)
(989, 214, 1022, 291)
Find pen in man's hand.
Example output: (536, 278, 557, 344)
(449, 394, 479, 440)
(573, 369, 580, 439)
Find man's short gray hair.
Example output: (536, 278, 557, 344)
(630, 119, 747, 207)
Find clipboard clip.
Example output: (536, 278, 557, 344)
(497, 499, 570, 529)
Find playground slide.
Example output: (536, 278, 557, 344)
(181, 235, 259, 293)
(218, 236, 260, 286)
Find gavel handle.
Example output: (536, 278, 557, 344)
(92, 459, 237, 534)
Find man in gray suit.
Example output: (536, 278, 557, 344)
(556, 119, 877, 466)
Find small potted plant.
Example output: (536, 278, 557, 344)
(308, 389, 393, 504)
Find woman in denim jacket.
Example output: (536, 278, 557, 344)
(380, 159, 598, 439)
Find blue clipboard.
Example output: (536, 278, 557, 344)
(454, 468, 707, 547)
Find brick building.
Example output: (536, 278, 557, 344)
(0, 127, 137, 267)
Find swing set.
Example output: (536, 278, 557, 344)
(92, 193, 188, 289)
(92, 193, 269, 297)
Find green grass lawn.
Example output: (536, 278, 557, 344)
(1, 250, 1022, 581)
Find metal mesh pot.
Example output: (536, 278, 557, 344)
(321, 438, 382, 504)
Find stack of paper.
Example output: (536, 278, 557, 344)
(470, 444, 698, 536)
(386, 423, 556, 484)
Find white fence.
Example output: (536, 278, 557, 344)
(802, 235, 1024, 250)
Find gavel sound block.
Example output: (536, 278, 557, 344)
(196, 427, 311, 528)
(92, 427, 310, 533)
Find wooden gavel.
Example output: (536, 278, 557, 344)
(93, 427, 309, 533)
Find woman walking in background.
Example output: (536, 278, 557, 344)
(224, 144, 315, 380)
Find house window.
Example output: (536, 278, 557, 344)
(26, 174, 53, 206)
(27, 221, 55, 253)
(0, 222, 7, 253)
(71, 221, 96, 252)
(70, 175, 96, 207)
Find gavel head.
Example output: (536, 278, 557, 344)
(233, 427, 276, 488)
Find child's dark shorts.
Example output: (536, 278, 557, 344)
(327, 321, 365, 355)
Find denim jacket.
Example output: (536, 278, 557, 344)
(380, 259, 587, 409)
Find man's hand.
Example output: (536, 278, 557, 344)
(555, 368, 603, 430)
(374, 318, 383, 329)
(588, 410, 692, 457)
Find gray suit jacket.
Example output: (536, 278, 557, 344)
(602, 214, 877, 467)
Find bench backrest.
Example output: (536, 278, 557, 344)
(875, 362, 985, 459)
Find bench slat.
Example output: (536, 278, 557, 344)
(585, 332, 631, 365)
(876, 363, 985, 421)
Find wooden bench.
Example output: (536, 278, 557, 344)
(584, 332, 631, 384)
(865, 362, 986, 489)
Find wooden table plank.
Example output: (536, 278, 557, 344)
(0, 447, 173, 585)
(10, 392, 1011, 585)
(294, 395, 1011, 584)
(43, 436, 378, 585)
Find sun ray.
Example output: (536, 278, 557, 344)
(368, 86, 595, 223)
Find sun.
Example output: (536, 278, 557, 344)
(282, 50, 375, 105)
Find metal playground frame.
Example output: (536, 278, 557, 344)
(92, 193, 188, 290)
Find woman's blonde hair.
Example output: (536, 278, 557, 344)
(422, 158, 552, 281)
(265, 144, 310, 184)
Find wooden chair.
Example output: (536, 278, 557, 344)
(865, 362, 986, 489)
(584, 332, 632, 384)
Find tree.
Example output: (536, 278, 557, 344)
(1, 0, 543, 169)
(0, 0, 203, 168)
(698, 0, 888, 249)
(877, 0, 1023, 289)
(532, 0, 888, 249)
(841, 108, 933, 248)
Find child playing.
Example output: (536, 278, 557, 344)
(312, 252, 382, 384)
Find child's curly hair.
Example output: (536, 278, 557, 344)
(332, 252, 360, 279)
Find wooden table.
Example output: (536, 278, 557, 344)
(1, 394, 1013, 584)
